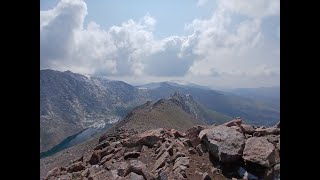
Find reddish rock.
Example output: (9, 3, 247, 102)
(172, 152, 186, 162)
(243, 137, 276, 168)
(153, 152, 170, 171)
(241, 124, 255, 134)
(94, 141, 110, 150)
(124, 160, 153, 179)
(173, 157, 190, 170)
(88, 169, 114, 180)
(58, 174, 72, 180)
(255, 127, 280, 136)
(88, 151, 101, 165)
(185, 125, 206, 147)
(223, 118, 242, 127)
(99, 146, 115, 158)
(196, 144, 206, 156)
(124, 128, 164, 148)
(99, 153, 114, 165)
(124, 151, 140, 160)
(170, 129, 186, 138)
(66, 162, 85, 173)
(108, 161, 128, 176)
(88, 165, 103, 176)
(45, 167, 61, 179)
(81, 168, 90, 177)
(202, 172, 212, 180)
(188, 147, 197, 154)
(124, 172, 145, 180)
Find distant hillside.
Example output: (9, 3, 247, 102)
(40, 70, 279, 153)
(146, 82, 279, 126)
(40, 69, 150, 152)
(229, 86, 280, 110)
(114, 92, 207, 133)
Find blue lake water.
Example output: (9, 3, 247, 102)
(40, 124, 113, 159)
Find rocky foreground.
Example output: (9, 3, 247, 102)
(45, 119, 280, 180)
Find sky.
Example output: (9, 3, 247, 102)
(40, 0, 280, 89)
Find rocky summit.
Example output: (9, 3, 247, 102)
(44, 119, 280, 180)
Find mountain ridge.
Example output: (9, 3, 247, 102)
(40, 69, 279, 153)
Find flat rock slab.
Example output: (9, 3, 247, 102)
(243, 137, 276, 168)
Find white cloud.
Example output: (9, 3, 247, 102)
(197, 0, 208, 7)
(219, 0, 280, 19)
(40, 0, 280, 88)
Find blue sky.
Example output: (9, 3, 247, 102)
(40, 0, 280, 89)
(41, 0, 217, 38)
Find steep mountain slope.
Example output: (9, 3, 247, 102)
(113, 92, 207, 134)
(40, 69, 279, 153)
(40, 92, 207, 178)
(40, 70, 150, 152)
(146, 82, 279, 126)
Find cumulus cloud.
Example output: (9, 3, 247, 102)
(219, 0, 280, 19)
(40, 0, 280, 88)
(197, 0, 208, 7)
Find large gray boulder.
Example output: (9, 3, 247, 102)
(199, 125, 245, 163)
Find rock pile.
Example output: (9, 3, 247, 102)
(45, 119, 280, 180)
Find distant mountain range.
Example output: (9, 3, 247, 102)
(228, 86, 280, 110)
(40, 69, 280, 153)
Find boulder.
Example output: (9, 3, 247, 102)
(185, 125, 206, 147)
(179, 138, 193, 147)
(124, 151, 140, 160)
(243, 137, 276, 168)
(45, 167, 61, 179)
(202, 172, 212, 180)
(188, 147, 197, 154)
(172, 152, 186, 162)
(153, 152, 170, 171)
(88, 151, 101, 165)
(173, 157, 190, 170)
(66, 162, 85, 173)
(170, 129, 186, 138)
(124, 160, 152, 179)
(99, 146, 115, 158)
(124, 172, 145, 180)
(125, 128, 164, 148)
(108, 161, 128, 176)
(255, 127, 280, 136)
(240, 124, 255, 134)
(196, 144, 205, 156)
(88, 165, 103, 176)
(199, 125, 245, 163)
(99, 153, 113, 165)
(81, 168, 90, 177)
(94, 141, 110, 150)
(88, 169, 114, 180)
(58, 174, 72, 180)
(223, 118, 242, 127)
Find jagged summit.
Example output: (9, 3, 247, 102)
(112, 92, 206, 134)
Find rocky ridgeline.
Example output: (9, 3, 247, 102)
(45, 119, 280, 180)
